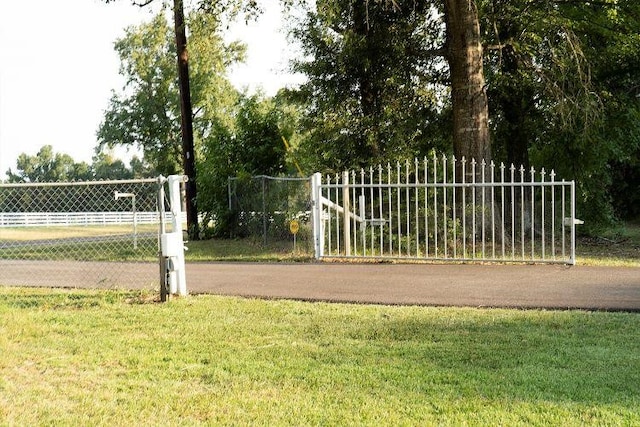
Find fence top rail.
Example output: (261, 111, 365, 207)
(0, 178, 159, 189)
(228, 175, 311, 182)
(319, 181, 575, 189)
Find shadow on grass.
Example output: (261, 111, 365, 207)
(286, 307, 640, 408)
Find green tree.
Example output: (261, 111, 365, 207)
(4, 145, 152, 183)
(98, 12, 244, 171)
(198, 93, 293, 236)
(129, 155, 156, 178)
(90, 151, 153, 180)
(555, 0, 640, 225)
(5, 145, 92, 183)
(105, 0, 214, 239)
(97, 13, 184, 174)
(97, 11, 244, 191)
(290, 0, 445, 171)
(480, 0, 640, 226)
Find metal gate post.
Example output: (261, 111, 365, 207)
(158, 175, 189, 297)
(157, 176, 169, 302)
(311, 173, 324, 259)
(342, 171, 351, 256)
(571, 180, 576, 266)
(169, 175, 188, 296)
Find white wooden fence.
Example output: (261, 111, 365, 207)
(0, 212, 184, 227)
(311, 155, 580, 264)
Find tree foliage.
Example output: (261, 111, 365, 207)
(96, 7, 305, 235)
(198, 92, 296, 236)
(5, 146, 90, 183)
(4, 145, 150, 183)
(480, 0, 640, 226)
(289, 0, 640, 226)
(290, 0, 446, 171)
(95, 0, 640, 229)
(96, 11, 245, 176)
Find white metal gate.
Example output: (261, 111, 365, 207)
(311, 155, 579, 264)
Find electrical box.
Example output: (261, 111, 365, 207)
(161, 231, 183, 257)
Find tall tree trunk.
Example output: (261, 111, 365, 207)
(173, 0, 199, 239)
(444, 0, 493, 240)
(444, 0, 491, 166)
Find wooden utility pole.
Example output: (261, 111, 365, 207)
(173, 0, 199, 239)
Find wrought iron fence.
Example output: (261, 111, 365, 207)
(228, 175, 313, 253)
(0, 179, 165, 288)
(311, 155, 579, 264)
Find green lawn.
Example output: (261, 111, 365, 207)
(185, 237, 314, 262)
(0, 288, 638, 426)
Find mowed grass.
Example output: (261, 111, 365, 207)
(0, 288, 638, 426)
(186, 237, 314, 262)
(0, 224, 160, 262)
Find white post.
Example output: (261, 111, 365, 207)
(359, 193, 366, 252)
(342, 171, 351, 256)
(167, 174, 188, 296)
(311, 173, 324, 259)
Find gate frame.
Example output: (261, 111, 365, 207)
(311, 157, 579, 265)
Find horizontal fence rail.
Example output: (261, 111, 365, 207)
(0, 212, 185, 228)
(311, 155, 577, 264)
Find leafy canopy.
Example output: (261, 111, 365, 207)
(4, 145, 149, 183)
(96, 11, 245, 175)
(290, 0, 446, 171)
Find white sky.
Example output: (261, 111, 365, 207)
(0, 0, 303, 176)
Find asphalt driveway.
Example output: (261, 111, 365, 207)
(2, 260, 639, 311)
(185, 262, 640, 311)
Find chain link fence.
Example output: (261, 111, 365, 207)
(0, 179, 163, 288)
(228, 175, 313, 254)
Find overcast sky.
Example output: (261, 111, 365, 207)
(0, 0, 302, 176)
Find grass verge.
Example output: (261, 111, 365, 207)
(185, 237, 314, 262)
(577, 221, 640, 266)
(0, 288, 638, 426)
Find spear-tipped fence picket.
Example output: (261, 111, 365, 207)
(311, 155, 579, 264)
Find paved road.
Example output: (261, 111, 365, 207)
(2, 260, 639, 311)
(186, 262, 640, 311)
